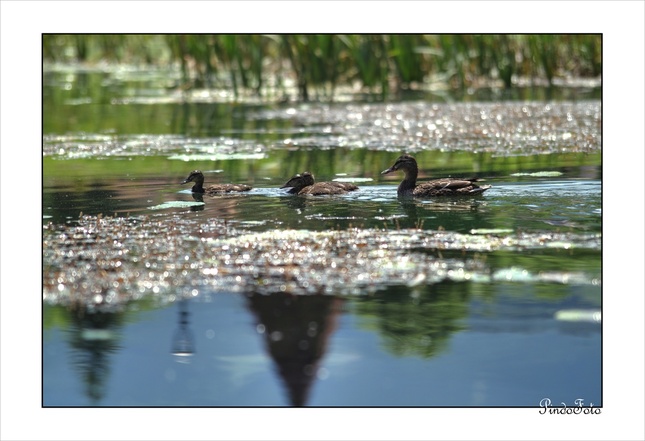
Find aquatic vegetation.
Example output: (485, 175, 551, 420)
(43, 214, 601, 312)
(554, 309, 601, 323)
(253, 101, 601, 157)
(43, 101, 600, 161)
(43, 35, 601, 101)
(43, 133, 267, 160)
(148, 201, 205, 210)
(168, 152, 266, 162)
(510, 171, 564, 177)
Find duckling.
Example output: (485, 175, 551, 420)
(281, 172, 359, 195)
(381, 154, 491, 197)
(181, 170, 252, 194)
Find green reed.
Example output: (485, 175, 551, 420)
(43, 34, 601, 101)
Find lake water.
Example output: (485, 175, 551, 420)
(42, 66, 601, 407)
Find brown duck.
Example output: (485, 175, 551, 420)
(381, 155, 491, 197)
(181, 170, 252, 194)
(281, 172, 358, 195)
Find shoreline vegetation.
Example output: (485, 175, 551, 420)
(43, 34, 601, 101)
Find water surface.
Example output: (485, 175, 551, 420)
(42, 67, 601, 407)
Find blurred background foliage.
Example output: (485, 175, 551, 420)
(43, 34, 601, 101)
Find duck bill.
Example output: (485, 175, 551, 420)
(381, 166, 396, 175)
(181, 173, 197, 184)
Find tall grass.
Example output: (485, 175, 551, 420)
(43, 34, 601, 101)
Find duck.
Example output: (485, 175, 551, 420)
(381, 154, 491, 197)
(181, 170, 252, 194)
(281, 171, 359, 195)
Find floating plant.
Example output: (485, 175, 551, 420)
(43, 214, 601, 312)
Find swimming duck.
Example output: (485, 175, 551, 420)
(181, 170, 252, 194)
(281, 172, 359, 195)
(381, 155, 491, 197)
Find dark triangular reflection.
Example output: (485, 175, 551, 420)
(246, 292, 344, 406)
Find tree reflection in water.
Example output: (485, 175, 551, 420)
(65, 307, 124, 404)
(246, 291, 344, 406)
(353, 283, 469, 358)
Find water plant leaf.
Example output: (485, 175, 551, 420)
(554, 309, 601, 323)
(148, 201, 205, 210)
(168, 153, 266, 161)
(510, 171, 564, 177)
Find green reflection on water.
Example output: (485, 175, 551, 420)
(43, 150, 600, 182)
(352, 283, 469, 358)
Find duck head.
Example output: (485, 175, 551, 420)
(281, 171, 315, 193)
(381, 155, 418, 175)
(181, 170, 205, 185)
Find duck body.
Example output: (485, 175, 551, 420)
(381, 155, 491, 197)
(281, 172, 358, 195)
(181, 170, 252, 194)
